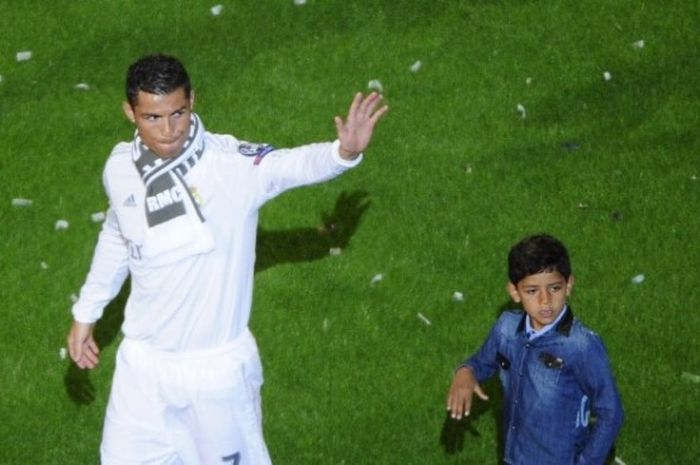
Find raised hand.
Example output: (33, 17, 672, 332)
(334, 92, 388, 160)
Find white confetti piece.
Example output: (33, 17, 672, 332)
(614, 457, 627, 465)
(603, 71, 612, 81)
(90, 211, 106, 223)
(631, 274, 645, 284)
(525, 77, 532, 85)
(577, 202, 589, 209)
(417, 312, 432, 326)
(368, 79, 383, 93)
(59, 347, 67, 360)
(210, 4, 223, 15)
(322, 318, 330, 331)
(12, 198, 33, 207)
(516, 103, 527, 119)
(40, 261, 49, 270)
(452, 291, 465, 302)
(0, 75, 4, 83)
(74, 82, 90, 91)
(631, 39, 644, 49)
(16, 50, 32, 62)
(70, 293, 79, 303)
(370, 273, 384, 286)
(691, 175, 697, 181)
(681, 371, 700, 384)
(294, 0, 307, 5)
(409, 60, 422, 73)
(55, 219, 70, 230)
(329, 247, 342, 256)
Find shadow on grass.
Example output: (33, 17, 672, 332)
(64, 189, 370, 405)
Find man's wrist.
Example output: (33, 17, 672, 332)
(338, 145, 359, 160)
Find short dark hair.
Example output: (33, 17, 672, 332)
(125, 54, 191, 107)
(508, 234, 571, 284)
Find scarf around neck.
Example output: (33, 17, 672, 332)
(132, 113, 205, 227)
(130, 113, 214, 265)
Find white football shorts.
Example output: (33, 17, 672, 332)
(100, 329, 271, 465)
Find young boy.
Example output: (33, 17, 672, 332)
(447, 234, 623, 465)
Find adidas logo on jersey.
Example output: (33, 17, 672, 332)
(123, 194, 137, 207)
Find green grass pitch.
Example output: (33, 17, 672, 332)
(1, 1, 698, 463)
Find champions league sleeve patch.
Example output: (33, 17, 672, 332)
(238, 143, 276, 166)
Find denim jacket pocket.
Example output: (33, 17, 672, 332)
(535, 351, 565, 387)
(539, 351, 565, 369)
(496, 352, 511, 370)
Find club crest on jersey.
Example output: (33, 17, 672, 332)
(189, 186, 203, 206)
(238, 143, 276, 165)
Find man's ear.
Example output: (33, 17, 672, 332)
(566, 274, 575, 297)
(122, 101, 135, 123)
(507, 282, 521, 303)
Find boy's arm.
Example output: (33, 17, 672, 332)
(575, 336, 624, 465)
(447, 366, 489, 419)
(446, 322, 503, 419)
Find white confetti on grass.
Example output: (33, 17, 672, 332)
(452, 291, 465, 302)
(632, 39, 645, 49)
(603, 71, 612, 81)
(322, 318, 330, 332)
(614, 457, 627, 465)
(74, 82, 91, 90)
(16, 50, 32, 62)
(631, 274, 645, 284)
(294, 0, 307, 5)
(681, 371, 700, 384)
(91, 211, 106, 223)
(329, 247, 342, 256)
(55, 219, 70, 230)
(59, 347, 67, 360)
(210, 4, 223, 15)
(516, 103, 527, 119)
(409, 60, 422, 73)
(370, 273, 384, 286)
(40, 261, 49, 270)
(417, 312, 432, 326)
(12, 198, 33, 207)
(368, 79, 383, 93)
(70, 293, 79, 303)
(525, 77, 533, 85)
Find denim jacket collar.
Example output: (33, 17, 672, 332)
(516, 306, 574, 337)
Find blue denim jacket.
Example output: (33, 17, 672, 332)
(463, 308, 623, 465)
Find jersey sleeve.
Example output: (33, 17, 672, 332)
(71, 167, 130, 324)
(252, 139, 362, 206)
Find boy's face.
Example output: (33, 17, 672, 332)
(507, 270, 574, 331)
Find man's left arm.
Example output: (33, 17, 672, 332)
(254, 92, 387, 202)
(575, 336, 624, 465)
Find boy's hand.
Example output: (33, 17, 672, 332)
(446, 366, 489, 420)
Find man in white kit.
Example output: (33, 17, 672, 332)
(67, 54, 388, 464)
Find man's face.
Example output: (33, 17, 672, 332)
(122, 87, 194, 158)
(507, 270, 574, 330)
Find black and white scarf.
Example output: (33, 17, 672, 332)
(131, 113, 214, 265)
